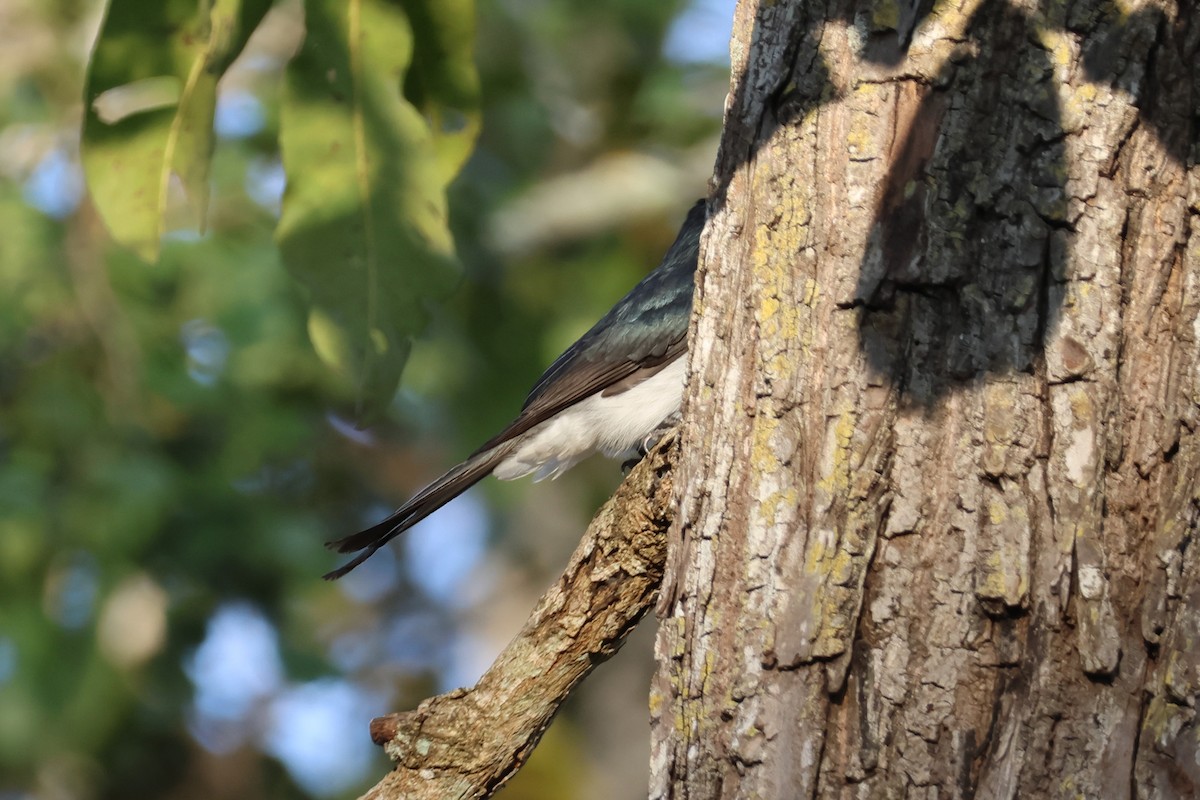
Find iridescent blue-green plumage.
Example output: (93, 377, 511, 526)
(325, 201, 705, 579)
(493, 199, 704, 445)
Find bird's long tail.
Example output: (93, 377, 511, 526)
(323, 442, 515, 580)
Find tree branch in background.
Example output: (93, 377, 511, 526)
(358, 432, 678, 800)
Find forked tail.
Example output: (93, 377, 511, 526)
(323, 443, 513, 580)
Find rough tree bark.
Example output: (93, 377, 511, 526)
(652, 0, 1198, 798)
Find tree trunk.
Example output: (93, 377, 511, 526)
(651, 0, 1198, 797)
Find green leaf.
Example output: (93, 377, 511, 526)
(278, 0, 475, 419)
(81, 0, 272, 261)
(401, 0, 482, 180)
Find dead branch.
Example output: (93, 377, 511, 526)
(358, 433, 677, 800)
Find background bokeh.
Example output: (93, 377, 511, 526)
(0, 0, 730, 797)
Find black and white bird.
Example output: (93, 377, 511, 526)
(324, 200, 705, 579)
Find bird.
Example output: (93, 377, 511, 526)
(324, 200, 706, 579)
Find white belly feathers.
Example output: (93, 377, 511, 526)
(493, 356, 686, 482)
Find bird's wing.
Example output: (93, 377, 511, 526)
(470, 330, 688, 455)
(471, 200, 703, 454)
(325, 201, 705, 579)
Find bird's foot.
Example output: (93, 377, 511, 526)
(641, 413, 681, 453)
(622, 415, 682, 475)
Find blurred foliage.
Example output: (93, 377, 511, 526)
(85, 0, 479, 418)
(81, 0, 272, 260)
(0, 0, 725, 798)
